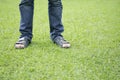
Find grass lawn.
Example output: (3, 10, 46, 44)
(0, 0, 120, 80)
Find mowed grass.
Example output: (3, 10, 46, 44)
(0, 0, 120, 80)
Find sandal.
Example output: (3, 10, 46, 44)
(15, 37, 31, 49)
(53, 36, 70, 48)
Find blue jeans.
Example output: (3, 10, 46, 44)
(19, 0, 64, 40)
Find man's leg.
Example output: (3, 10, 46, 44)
(48, 0, 64, 40)
(15, 0, 34, 49)
(48, 0, 70, 48)
(19, 0, 34, 40)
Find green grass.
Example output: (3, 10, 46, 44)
(0, 0, 120, 80)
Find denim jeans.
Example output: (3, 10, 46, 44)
(19, 0, 64, 40)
